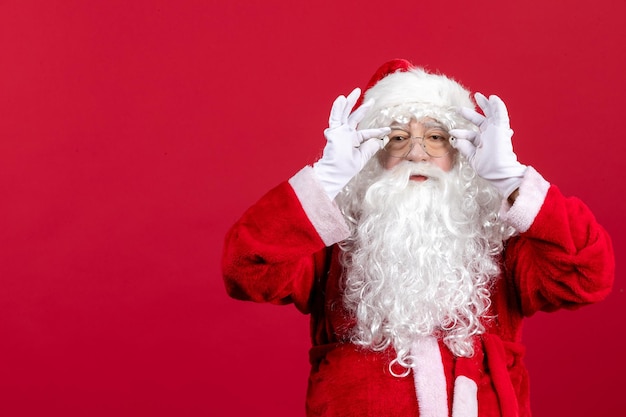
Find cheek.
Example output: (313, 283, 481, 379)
(381, 154, 401, 170)
(435, 154, 454, 172)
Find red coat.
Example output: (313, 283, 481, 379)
(222, 166, 614, 417)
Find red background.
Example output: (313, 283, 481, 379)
(1, 1, 624, 416)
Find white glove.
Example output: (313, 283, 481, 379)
(312, 88, 390, 200)
(449, 93, 527, 199)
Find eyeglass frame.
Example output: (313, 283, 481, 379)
(381, 126, 453, 159)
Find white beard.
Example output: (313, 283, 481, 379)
(336, 157, 511, 368)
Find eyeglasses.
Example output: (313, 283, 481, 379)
(382, 128, 452, 158)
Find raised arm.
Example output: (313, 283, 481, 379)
(503, 177, 614, 316)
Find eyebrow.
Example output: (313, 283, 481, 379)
(422, 120, 447, 130)
(389, 121, 447, 131)
(389, 125, 410, 131)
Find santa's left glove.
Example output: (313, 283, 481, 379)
(312, 88, 390, 200)
(449, 93, 527, 199)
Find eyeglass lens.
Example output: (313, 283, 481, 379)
(383, 130, 451, 158)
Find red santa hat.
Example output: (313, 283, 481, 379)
(356, 59, 476, 131)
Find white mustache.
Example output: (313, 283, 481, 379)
(387, 161, 447, 183)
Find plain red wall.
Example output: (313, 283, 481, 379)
(1, 1, 624, 416)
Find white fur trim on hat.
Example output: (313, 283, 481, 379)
(359, 68, 475, 131)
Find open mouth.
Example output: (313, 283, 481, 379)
(409, 174, 428, 182)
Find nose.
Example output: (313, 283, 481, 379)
(405, 138, 430, 162)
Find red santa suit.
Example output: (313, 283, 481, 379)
(222, 162, 614, 417)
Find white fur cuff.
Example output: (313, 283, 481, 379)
(289, 166, 351, 246)
(501, 166, 550, 233)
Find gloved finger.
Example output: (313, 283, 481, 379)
(448, 128, 477, 141)
(357, 138, 383, 165)
(474, 92, 491, 118)
(449, 137, 476, 159)
(449, 128, 481, 148)
(488, 94, 510, 125)
(357, 126, 391, 143)
(457, 107, 485, 127)
(342, 88, 361, 124)
(348, 98, 374, 129)
(328, 95, 347, 128)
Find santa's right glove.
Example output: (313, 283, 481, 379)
(312, 88, 390, 200)
(449, 93, 527, 199)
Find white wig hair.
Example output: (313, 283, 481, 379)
(336, 155, 515, 371)
(358, 67, 476, 132)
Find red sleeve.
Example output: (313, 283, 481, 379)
(221, 167, 350, 314)
(504, 185, 615, 316)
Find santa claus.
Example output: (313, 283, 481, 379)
(222, 59, 614, 417)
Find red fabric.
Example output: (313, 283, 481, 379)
(222, 182, 327, 313)
(306, 344, 419, 417)
(504, 186, 615, 316)
(354, 58, 413, 109)
(221, 178, 614, 416)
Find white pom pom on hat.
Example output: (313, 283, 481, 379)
(355, 59, 476, 131)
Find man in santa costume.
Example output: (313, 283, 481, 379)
(222, 59, 614, 417)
